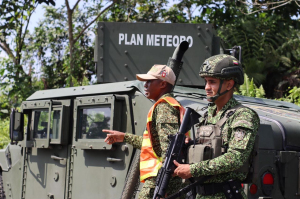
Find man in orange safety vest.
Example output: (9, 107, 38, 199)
(103, 64, 186, 199)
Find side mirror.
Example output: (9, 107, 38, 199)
(9, 109, 24, 143)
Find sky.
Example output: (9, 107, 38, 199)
(28, 0, 65, 32)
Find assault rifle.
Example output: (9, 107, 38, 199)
(153, 107, 201, 199)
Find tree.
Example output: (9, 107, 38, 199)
(64, 0, 115, 86)
(0, 0, 57, 110)
(236, 0, 300, 15)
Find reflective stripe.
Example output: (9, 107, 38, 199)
(140, 161, 162, 181)
(140, 159, 156, 170)
(142, 138, 151, 147)
(147, 116, 152, 123)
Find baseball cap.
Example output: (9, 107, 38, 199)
(136, 64, 176, 85)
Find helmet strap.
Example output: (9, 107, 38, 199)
(206, 79, 229, 102)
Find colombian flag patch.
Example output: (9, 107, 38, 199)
(233, 60, 239, 65)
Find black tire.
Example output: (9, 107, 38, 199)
(121, 149, 141, 199)
(0, 171, 6, 199)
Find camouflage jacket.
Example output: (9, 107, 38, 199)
(190, 97, 260, 198)
(124, 93, 183, 189)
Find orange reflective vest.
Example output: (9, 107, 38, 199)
(140, 96, 187, 182)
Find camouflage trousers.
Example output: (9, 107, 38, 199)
(195, 188, 246, 199)
(138, 176, 186, 199)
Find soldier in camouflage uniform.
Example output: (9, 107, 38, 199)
(103, 64, 185, 199)
(173, 54, 260, 198)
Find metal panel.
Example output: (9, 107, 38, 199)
(20, 100, 71, 148)
(280, 151, 299, 199)
(298, 157, 300, 196)
(130, 92, 153, 137)
(70, 93, 136, 199)
(2, 160, 22, 199)
(73, 95, 115, 150)
(25, 146, 68, 199)
(96, 22, 220, 86)
(49, 105, 69, 145)
(96, 24, 104, 82)
(21, 100, 52, 149)
(26, 81, 135, 101)
(70, 147, 131, 199)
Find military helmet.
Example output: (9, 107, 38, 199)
(199, 54, 244, 85)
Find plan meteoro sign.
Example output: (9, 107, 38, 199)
(118, 33, 194, 47)
(95, 22, 221, 86)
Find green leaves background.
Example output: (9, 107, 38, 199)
(0, 0, 299, 148)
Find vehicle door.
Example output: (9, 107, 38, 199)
(69, 94, 135, 199)
(20, 99, 70, 199)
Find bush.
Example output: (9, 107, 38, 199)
(0, 118, 10, 149)
(277, 86, 300, 106)
(235, 74, 266, 98)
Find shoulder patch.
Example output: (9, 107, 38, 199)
(234, 128, 246, 141)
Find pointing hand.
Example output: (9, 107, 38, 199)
(103, 129, 125, 144)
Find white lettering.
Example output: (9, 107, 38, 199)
(119, 33, 124, 45)
(125, 34, 130, 45)
(119, 33, 193, 47)
(146, 34, 154, 46)
(180, 36, 186, 44)
(137, 34, 143, 45)
(130, 34, 136, 45)
(186, 36, 193, 47)
(155, 35, 160, 46)
(166, 35, 172, 47)
(160, 35, 166, 46)
(173, 35, 179, 47)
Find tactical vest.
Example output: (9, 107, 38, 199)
(187, 104, 257, 181)
(140, 96, 186, 182)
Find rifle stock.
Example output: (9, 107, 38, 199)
(153, 107, 201, 199)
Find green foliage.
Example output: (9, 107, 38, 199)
(0, 88, 11, 119)
(0, 0, 43, 113)
(33, 3, 104, 89)
(0, 0, 299, 117)
(0, 118, 10, 149)
(275, 27, 300, 73)
(277, 86, 300, 106)
(0, 0, 36, 38)
(235, 74, 265, 98)
(219, 13, 281, 85)
(218, 11, 300, 99)
(98, 0, 169, 22)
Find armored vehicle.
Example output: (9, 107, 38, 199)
(2, 22, 300, 199)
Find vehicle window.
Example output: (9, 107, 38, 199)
(77, 107, 111, 139)
(33, 110, 49, 139)
(51, 110, 61, 139)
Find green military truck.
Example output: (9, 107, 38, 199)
(2, 22, 300, 199)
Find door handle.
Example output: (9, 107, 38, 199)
(107, 157, 122, 162)
(51, 155, 64, 160)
